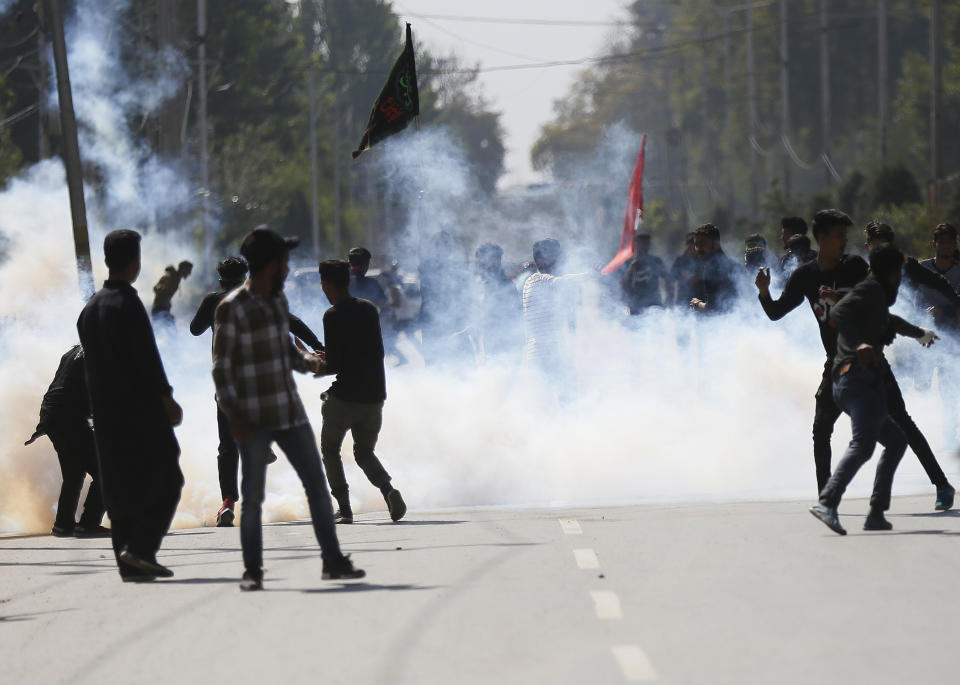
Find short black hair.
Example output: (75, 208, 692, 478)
(533, 238, 561, 267)
(348, 246, 372, 266)
(865, 220, 896, 243)
(933, 223, 958, 242)
(217, 256, 248, 284)
(694, 223, 720, 240)
(811, 209, 853, 240)
(781, 216, 808, 235)
(103, 229, 141, 271)
(318, 259, 350, 287)
(869, 242, 904, 279)
(787, 234, 812, 253)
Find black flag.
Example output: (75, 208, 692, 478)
(352, 23, 420, 159)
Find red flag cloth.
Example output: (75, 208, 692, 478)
(601, 133, 646, 275)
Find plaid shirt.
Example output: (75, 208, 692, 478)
(212, 281, 314, 430)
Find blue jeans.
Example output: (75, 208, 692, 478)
(237, 422, 342, 571)
(820, 366, 907, 511)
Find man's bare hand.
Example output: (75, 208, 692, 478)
(689, 298, 707, 312)
(818, 285, 840, 304)
(161, 395, 183, 427)
(754, 268, 771, 296)
(856, 343, 878, 368)
(917, 329, 939, 347)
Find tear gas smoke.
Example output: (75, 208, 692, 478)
(0, 3, 954, 535)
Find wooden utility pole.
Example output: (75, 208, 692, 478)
(780, 0, 791, 197)
(197, 0, 211, 264)
(877, 0, 888, 163)
(48, 0, 92, 296)
(820, 0, 832, 187)
(930, 0, 943, 207)
(747, 1, 758, 217)
(308, 70, 320, 258)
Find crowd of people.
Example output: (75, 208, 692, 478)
(24, 207, 960, 587)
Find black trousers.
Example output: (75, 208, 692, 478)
(109, 472, 181, 572)
(812, 361, 949, 494)
(216, 404, 240, 502)
(46, 420, 105, 530)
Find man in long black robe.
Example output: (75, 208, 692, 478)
(77, 229, 184, 582)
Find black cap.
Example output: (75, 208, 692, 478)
(348, 246, 372, 266)
(240, 226, 299, 269)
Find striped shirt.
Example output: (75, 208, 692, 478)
(212, 280, 314, 430)
(522, 272, 569, 362)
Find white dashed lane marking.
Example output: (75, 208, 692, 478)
(611, 645, 658, 682)
(590, 590, 623, 619)
(558, 518, 582, 535)
(574, 548, 600, 569)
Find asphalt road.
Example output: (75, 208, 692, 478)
(3, 494, 958, 685)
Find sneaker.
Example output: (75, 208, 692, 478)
(51, 523, 75, 538)
(216, 499, 235, 527)
(239, 568, 263, 591)
(386, 489, 406, 522)
(809, 503, 847, 535)
(863, 511, 893, 531)
(74, 524, 111, 538)
(322, 554, 365, 580)
(118, 549, 174, 578)
(120, 570, 156, 583)
(334, 509, 353, 525)
(935, 484, 955, 511)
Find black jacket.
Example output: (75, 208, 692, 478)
(25, 344, 89, 444)
(190, 290, 324, 350)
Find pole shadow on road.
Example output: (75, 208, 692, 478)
(359, 520, 468, 526)
(287, 582, 439, 594)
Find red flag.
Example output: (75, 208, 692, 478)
(601, 133, 646, 275)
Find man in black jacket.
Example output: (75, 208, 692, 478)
(756, 210, 955, 510)
(316, 259, 405, 525)
(24, 345, 108, 538)
(810, 243, 939, 534)
(688, 224, 739, 314)
(77, 229, 184, 581)
(190, 256, 323, 526)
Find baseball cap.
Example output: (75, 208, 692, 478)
(240, 225, 299, 269)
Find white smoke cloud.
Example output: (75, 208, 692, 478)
(0, 3, 953, 536)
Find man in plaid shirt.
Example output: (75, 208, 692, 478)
(213, 226, 364, 591)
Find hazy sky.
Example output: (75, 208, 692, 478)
(392, 0, 633, 188)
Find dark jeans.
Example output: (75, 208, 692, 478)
(216, 404, 240, 502)
(47, 420, 105, 529)
(109, 472, 181, 571)
(320, 396, 392, 507)
(237, 422, 341, 571)
(820, 367, 907, 511)
(812, 361, 949, 494)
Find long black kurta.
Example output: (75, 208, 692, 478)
(77, 280, 183, 516)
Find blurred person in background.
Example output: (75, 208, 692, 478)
(24, 344, 108, 538)
(418, 231, 471, 364)
(472, 243, 523, 362)
(151, 260, 192, 328)
(621, 232, 669, 315)
(776, 216, 814, 278)
(78, 229, 184, 582)
(347, 246, 387, 309)
(670, 231, 697, 307)
(688, 223, 739, 314)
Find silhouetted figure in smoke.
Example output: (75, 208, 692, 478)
(522, 239, 589, 402)
(313, 259, 406, 525)
(776, 216, 815, 279)
(418, 230, 469, 364)
(347, 247, 387, 308)
(757, 211, 955, 510)
(473, 243, 523, 361)
(621, 233, 668, 314)
(914, 223, 960, 446)
(810, 243, 939, 534)
(77, 230, 184, 582)
(670, 232, 697, 307)
(687, 224, 739, 314)
(743, 234, 775, 272)
(151, 260, 192, 327)
(24, 344, 108, 538)
(213, 228, 363, 590)
(191, 256, 323, 526)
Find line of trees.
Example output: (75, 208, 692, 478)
(0, 0, 506, 260)
(533, 0, 960, 256)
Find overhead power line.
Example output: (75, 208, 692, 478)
(395, 12, 628, 28)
